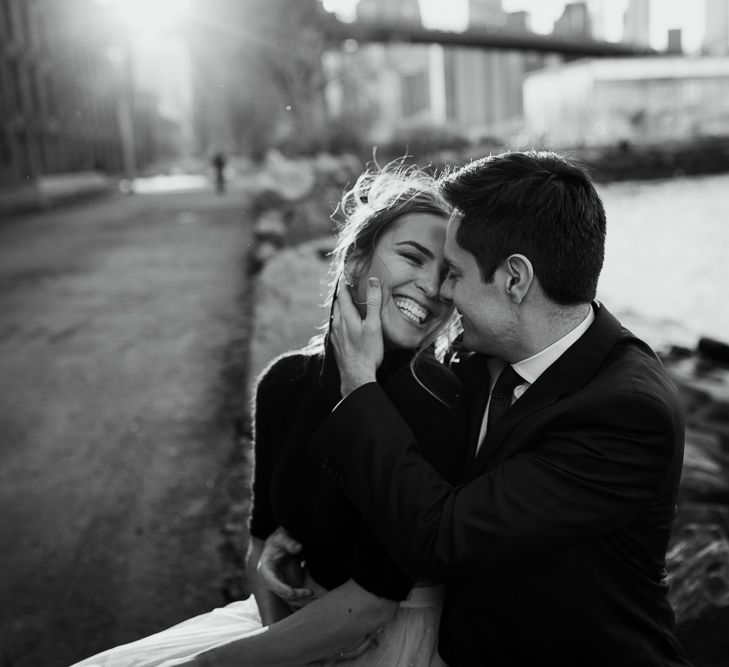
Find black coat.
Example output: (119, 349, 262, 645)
(310, 304, 692, 666)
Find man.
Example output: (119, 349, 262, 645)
(266, 151, 691, 665)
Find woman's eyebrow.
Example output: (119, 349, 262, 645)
(395, 240, 435, 259)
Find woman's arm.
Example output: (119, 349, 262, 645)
(246, 536, 294, 626)
(192, 578, 398, 667)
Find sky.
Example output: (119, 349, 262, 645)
(322, 0, 706, 52)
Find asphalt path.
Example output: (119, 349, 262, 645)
(0, 188, 255, 666)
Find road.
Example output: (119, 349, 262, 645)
(0, 187, 255, 667)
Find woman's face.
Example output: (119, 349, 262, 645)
(351, 212, 454, 349)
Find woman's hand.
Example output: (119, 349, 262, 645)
(332, 278, 384, 397)
(258, 527, 316, 608)
(314, 629, 382, 663)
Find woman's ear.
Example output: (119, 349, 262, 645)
(503, 254, 534, 304)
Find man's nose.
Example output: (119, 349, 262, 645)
(439, 276, 453, 302)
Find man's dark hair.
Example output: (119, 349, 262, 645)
(440, 150, 606, 305)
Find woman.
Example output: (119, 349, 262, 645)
(70, 165, 466, 667)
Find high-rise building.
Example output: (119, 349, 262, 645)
(343, 0, 433, 142)
(443, 0, 525, 140)
(0, 0, 127, 189)
(553, 2, 592, 40)
(468, 0, 505, 29)
(623, 0, 650, 47)
(704, 0, 729, 55)
(586, 0, 611, 41)
(329, 0, 525, 146)
(667, 29, 683, 54)
(356, 0, 421, 25)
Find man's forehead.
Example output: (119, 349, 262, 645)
(447, 209, 464, 226)
(445, 213, 462, 246)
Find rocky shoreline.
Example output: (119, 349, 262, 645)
(661, 344, 729, 666)
(231, 153, 729, 667)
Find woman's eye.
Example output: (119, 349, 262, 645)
(401, 252, 423, 265)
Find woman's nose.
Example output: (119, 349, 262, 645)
(416, 267, 440, 298)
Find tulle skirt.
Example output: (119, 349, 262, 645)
(69, 584, 447, 667)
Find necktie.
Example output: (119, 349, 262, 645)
(487, 366, 522, 430)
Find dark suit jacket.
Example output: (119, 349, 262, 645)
(310, 304, 692, 666)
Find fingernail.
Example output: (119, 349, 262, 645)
(368, 277, 379, 287)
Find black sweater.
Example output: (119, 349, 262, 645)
(250, 346, 467, 601)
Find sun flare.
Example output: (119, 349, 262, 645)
(95, 0, 191, 34)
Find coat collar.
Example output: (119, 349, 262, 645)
(470, 302, 627, 471)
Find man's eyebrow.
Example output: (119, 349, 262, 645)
(395, 240, 435, 259)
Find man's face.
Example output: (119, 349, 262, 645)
(441, 217, 515, 357)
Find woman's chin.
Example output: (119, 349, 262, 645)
(383, 320, 437, 350)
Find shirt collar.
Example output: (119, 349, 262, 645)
(513, 306, 595, 385)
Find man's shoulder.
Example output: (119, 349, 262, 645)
(587, 332, 681, 415)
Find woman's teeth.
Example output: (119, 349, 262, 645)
(394, 297, 429, 325)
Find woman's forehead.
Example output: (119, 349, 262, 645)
(381, 213, 447, 244)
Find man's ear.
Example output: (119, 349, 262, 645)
(503, 254, 534, 304)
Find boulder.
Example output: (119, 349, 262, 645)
(667, 523, 729, 666)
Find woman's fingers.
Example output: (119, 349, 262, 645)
(363, 277, 382, 334)
(332, 275, 384, 396)
(335, 279, 360, 324)
(332, 632, 379, 661)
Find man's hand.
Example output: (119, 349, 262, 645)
(331, 277, 384, 397)
(258, 527, 315, 608)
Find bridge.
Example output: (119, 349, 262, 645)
(323, 17, 660, 59)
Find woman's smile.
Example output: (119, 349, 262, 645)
(392, 295, 431, 327)
(352, 212, 453, 349)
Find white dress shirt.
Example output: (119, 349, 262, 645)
(475, 307, 596, 455)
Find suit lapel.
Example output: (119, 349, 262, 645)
(452, 352, 493, 469)
(472, 303, 625, 472)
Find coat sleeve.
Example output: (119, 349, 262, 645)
(309, 382, 682, 580)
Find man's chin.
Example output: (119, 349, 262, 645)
(461, 331, 487, 354)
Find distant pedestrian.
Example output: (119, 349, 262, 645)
(211, 152, 227, 194)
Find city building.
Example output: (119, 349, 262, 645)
(0, 0, 182, 191)
(0, 0, 125, 189)
(586, 0, 612, 42)
(328, 0, 526, 146)
(703, 0, 729, 56)
(623, 0, 650, 48)
(443, 0, 525, 140)
(330, 0, 437, 143)
(667, 28, 683, 54)
(553, 2, 592, 40)
(356, 0, 421, 25)
(522, 56, 729, 147)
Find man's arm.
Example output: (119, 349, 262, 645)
(310, 383, 681, 580)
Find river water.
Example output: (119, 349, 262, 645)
(596, 172, 729, 351)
